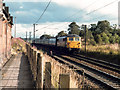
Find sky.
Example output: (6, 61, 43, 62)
(3, 0, 119, 38)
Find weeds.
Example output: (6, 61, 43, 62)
(81, 44, 120, 65)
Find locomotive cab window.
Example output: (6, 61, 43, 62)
(75, 37, 79, 41)
(69, 38, 73, 41)
(63, 38, 67, 41)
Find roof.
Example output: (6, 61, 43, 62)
(57, 34, 80, 39)
(67, 34, 80, 37)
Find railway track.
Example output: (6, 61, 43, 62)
(74, 54, 120, 72)
(52, 54, 120, 89)
(67, 54, 120, 76)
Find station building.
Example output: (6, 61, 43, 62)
(0, 1, 13, 68)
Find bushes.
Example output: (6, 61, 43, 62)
(89, 39, 96, 46)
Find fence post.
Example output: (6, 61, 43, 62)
(28, 45, 31, 60)
(27, 44, 29, 57)
(31, 48, 34, 74)
(45, 62, 51, 88)
(33, 50, 37, 81)
(82, 70, 85, 88)
(36, 52, 43, 88)
(59, 74, 70, 90)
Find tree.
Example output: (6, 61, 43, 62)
(40, 34, 51, 39)
(90, 39, 96, 46)
(101, 32, 109, 44)
(68, 22, 80, 35)
(57, 31, 67, 37)
(79, 30, 84, 38)
(89, 24, 97, 31)
(109, 36, 115, 44)
(95, 20, 111, 34)
(95, 35, 102, 44)
(114, 33, 119, 43)
(117, 29, 120, 36)
(88, 30, 94, 40)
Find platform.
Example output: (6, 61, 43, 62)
(0, 53, 34, 89)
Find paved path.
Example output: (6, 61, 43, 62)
(0, 53, 34, 89)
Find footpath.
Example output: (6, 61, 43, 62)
(0, 52, 34, 89)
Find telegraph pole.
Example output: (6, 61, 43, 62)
(84, 25, 87, 53)
(33, 24, 35, 40)
(33, 24, 38, 43)
(29, 32, 31, 42)
(26, 31, 27, 41)
(14, 17, 16, 38)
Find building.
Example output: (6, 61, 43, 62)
(0, 0, 13, 68)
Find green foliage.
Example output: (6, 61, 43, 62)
(79, 30, 84, 37)
(117, 29, 120, 36)
(66, 20, 120, 45)
(95, 35, 102, 44)
(119, 38, 120, 44)
(114, 33, 119, 43)
(96, 20, 111, 33)
(101, 32, 109, 44)
(57, 31, 67, 37)
(68, 22, 80, 35)
(88, 30, 94, 39)
(40, 34, 52, 39)
(89, 39, 96, 46)
(87, 20, 120, 45)
(89, 24, 97, 31)
(109, 36, 115, 44)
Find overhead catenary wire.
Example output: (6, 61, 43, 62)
(35, 0, 98, 31)
(73, 0, 119, 21)
(36, 0, 118, 33)
(61, 0, 98, 22)
(86, 0, 118, 15)
(53, 0, 119, 29)
(35, 0, 52, 24)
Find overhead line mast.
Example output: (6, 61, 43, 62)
(33, 0, 52, 41)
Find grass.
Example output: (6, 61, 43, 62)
(80, 44, 120, 65)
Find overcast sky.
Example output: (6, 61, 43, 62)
(4, 0, 119, 38)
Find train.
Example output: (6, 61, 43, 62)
(34, 34, 81, 52)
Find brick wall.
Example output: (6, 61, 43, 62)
(0, 1, 13, 67)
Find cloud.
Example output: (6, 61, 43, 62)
(4, 0, 49, 2)
(53, 0, 118, 17)
(20, 6, 23, 9)
(12, 22, 70, 38)
(5, 1, 117, 25)
(4, 0, 119, 18)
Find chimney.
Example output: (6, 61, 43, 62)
(5, 7, 9, 15)
(10, 16, 13, 23)
(3, 3, 5, 6)
(3, 3, 5, 10)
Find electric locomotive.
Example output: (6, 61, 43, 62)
(34, 34, 81, 52)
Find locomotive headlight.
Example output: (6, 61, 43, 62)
(77, 43, 80, 45)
